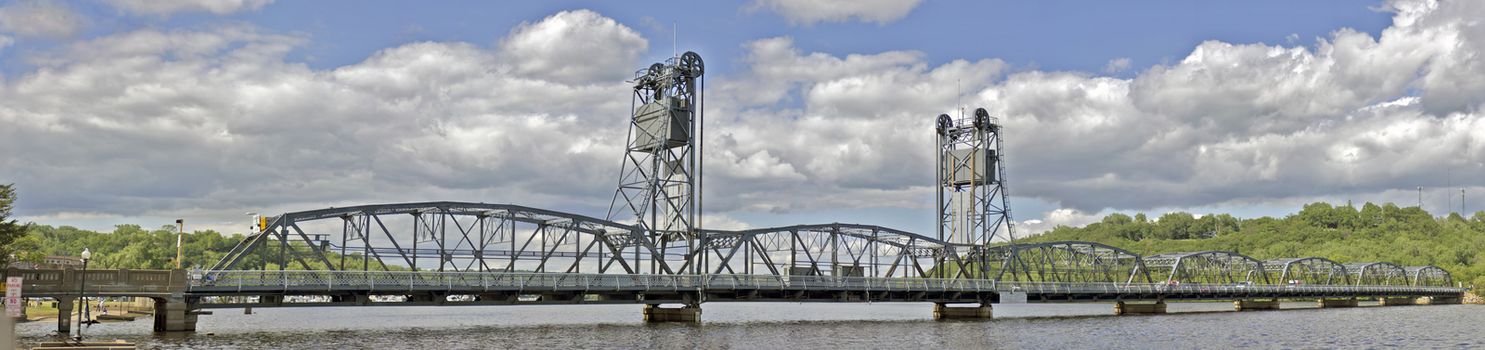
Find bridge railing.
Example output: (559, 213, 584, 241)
(193, 271, 1464, 296)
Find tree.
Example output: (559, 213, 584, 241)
(0, 183, 36, 267)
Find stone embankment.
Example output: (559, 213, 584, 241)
(1465, 292, 1483, 304)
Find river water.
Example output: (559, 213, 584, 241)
(15, 301, 1483, 349)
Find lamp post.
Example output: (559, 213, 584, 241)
(175, 219, 184, 269)
(74, 248, 91, 342)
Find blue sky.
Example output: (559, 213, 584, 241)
(2, 0, 1481, 237)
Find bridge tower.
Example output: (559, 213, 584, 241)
(935, 108, 1014, 277)
(607, 52, 705, 275)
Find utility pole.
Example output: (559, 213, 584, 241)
(175, 219, 184, 269)
(1417, 186, 1423, 210)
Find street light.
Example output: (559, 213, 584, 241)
(74, 248, 91, 342)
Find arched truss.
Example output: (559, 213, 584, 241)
(209, 202, 690, 275)
(210, 203, 967, 278)
(1262, 258, 1350, 285)
(1406, 265, 1453, 287)
(978, 241, 1152, 284)
(698, 223, 973, 279)
(1346, 262, 1408, 286)
(1143, 251, 1268, 284)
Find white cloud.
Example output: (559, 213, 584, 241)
(0, 0, 83, 37)
(1103, 57, 1131, 73)
(1018, 208, 1104, 236)
(498, 9, 648, 85)
(750, 0, 923, 25)
(0, 11, 648, 233)
(5, 0, 1485, 237)
(104, 0, 273, 17)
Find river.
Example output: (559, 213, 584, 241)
(15, 301, 1483, 349)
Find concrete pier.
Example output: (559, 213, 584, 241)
(55, 298, 73, 335)
(152, 297, 199, 332)
(1417, 296, 1462, 305)
(1234, 299, 1281, 311)
(1316, 298, 1358, 308)
(1377, 297, 1415, 306)
(1114, 301, 1166, 315)
(933, 303, 993, 320)
(642, 304, 701, 323)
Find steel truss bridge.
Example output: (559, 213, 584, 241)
(181, 201, 1464, 320)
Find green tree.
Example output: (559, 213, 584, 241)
(0, 183, 37, 267)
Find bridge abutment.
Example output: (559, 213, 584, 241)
(642, 304, 701, 323)
(1316, 298, 1358, 308)
(1416, 296, 1462, 305)
(933, 303, 993, 320)
(1234, 299, 1281, 311)
(1114, 301, 1166, 315)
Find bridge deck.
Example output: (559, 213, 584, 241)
(187, 271, 1463, 308)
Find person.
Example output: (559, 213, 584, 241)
(98, 298, 107, 315)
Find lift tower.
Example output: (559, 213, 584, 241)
(936, 107, 1014, 253)
(608, 52, 705, 274)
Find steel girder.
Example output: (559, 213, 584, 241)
(1405, 265, 1452, 287)
(982, 241, 1152, 284)
(1262, 258, 1350, 285)
(1346, 262, 1408, 286)
(1144, 251, 1268, 285)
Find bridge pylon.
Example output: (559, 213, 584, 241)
(606, 52, 706, 275)
(935, 108, 1014, 278)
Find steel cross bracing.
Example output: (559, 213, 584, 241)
(1144, 251, 1269, 285)
(1406, 265, 1452, 287)
(1262, 257, 1351, 285)
(1346, 262, 1409, 286)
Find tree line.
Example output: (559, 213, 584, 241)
(1022, 202, 1485, 289)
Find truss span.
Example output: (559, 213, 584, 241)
(1406, 265, 1452, 287)
(1144, 251, 1268, 285)
(210, 203, 976, 280)
(1346, 262, 1409, 286)
(981, 241, 1153, 284)
(1262, 257, 1349, 285)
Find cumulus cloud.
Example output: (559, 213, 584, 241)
(0, 11, 647, 232)
(5, 0, 1485, 237)
(498, 9, 648, 85)
(104, 0, 274, 17)
(750, 0, 923, 25)
(0, 0, 83, 37)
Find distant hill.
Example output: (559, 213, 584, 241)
(1021, 202, 1485, 289)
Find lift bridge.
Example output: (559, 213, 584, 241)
(9, 52, 1464, 334)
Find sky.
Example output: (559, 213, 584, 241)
(0, 0, 1482, 238)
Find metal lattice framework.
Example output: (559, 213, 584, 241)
(1262, 258, 1350, 285)
(935, 108, 1014, 247)
(1144, 251, 1268, 285)
(979, 241, 1152, 284)
(607, 52, 707, 274)
(1346, 262, 1409, 286)
(1406, 265, 1452, 287)
(697, 224, 972, 279)
(209, 202, 690, 275)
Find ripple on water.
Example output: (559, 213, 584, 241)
(16, 303, 1484, 349)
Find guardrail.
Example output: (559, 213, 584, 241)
(193, 270, 1464, 296)
(2, 268, 183, 297)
